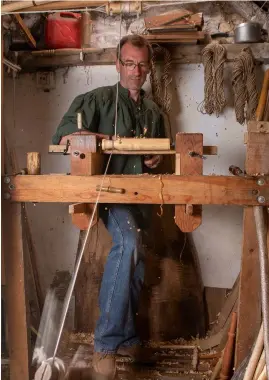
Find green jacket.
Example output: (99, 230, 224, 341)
(52, 83, 165, 175)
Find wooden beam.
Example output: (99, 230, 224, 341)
(170, 43, 269, 64)
(2, 175, 269, 205)
(2, 201, 30, 379)
(48, 145, 218, 155)
(19, 43, 269, 71)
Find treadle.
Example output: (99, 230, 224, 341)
(61, 343, 214, 380)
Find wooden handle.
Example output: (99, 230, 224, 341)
(220, 312, 237, 380)
(256, 69, 269, 121)
(102, 138, 170, 151)
(27, 152, 41, 175)
(81, 11, 92, 47)
(263, 92, 269, 122)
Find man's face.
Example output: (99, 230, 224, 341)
(116, 42, 150, 91)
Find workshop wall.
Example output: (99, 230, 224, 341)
(4, 62, 268, 293)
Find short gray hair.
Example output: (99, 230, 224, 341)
(116, 34, 152, 62)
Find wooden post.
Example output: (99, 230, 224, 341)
(27, 152, 41, 175)
(175, 133, 203, 232)
(2, 200, 30, 379)
(70, 135, 103, 176)
(235, 123, 269, 366)
(70, 135, 107, 332)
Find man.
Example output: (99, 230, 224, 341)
(52, 35, 164, 379)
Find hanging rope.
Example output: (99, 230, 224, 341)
(232, 47, 258, 125)
(150, 45, 172, 116)
(200, 42, 226, 117)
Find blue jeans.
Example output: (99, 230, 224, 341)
(94, 205, 145, 353)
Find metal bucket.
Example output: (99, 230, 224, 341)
(234, 22, 262, 43)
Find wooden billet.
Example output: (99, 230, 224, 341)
(101, 138, 170, 151)
(27, 152, 41, 175)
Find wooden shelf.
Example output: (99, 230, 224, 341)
(18, 43, 269, 71)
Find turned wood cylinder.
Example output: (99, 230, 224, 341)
(81, 11, 92, 48)
(102, 138, 170, 151)
(27, 152, 41, 175)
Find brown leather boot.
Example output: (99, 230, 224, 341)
(117, 344, 156, 364)
(92, 352, 116, 380)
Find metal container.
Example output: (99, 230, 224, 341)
(234, 22, 262, 43)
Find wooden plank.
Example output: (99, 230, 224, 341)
(147, 13, 203, 31)
(235, 129, 268, 367)
(148, 26, 197, 33)
(19, 43, 269, 71)
(14, 14, 36, 48)
(235, 208, 262, 366)
(210, 277, 239, 336)
(143, 32, 205, 41)
(204, 287, 228, 327)
(144, 9, 193, 29)
(49, 145, 218, 155)
(2, 201, 30, 379)
(3, 175, 269, 205)
(175, 133, 203, 232)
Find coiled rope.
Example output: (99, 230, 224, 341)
(200, 42, 226, 117)
(232, 47, 258, 125)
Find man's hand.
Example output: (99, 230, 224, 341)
(144, 155, 162, 169)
